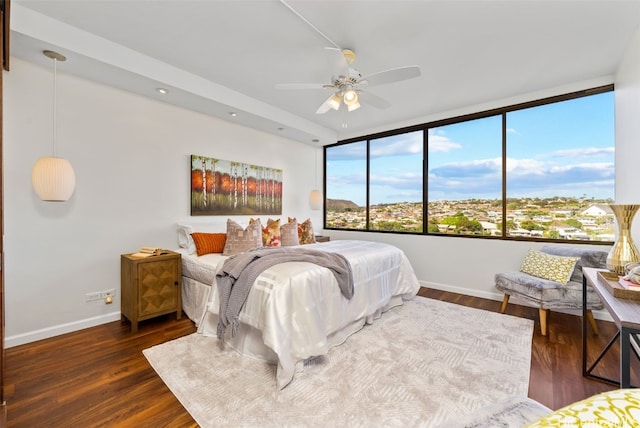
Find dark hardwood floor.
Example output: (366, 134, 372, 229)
(3, 288, 633, 427)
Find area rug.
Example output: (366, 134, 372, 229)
(143, 297, 534, 427)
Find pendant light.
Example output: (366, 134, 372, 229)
(309, 145, 322, 210)
(31, 50, 76, 202)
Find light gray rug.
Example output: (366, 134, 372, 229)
(143, 297, 534, 428)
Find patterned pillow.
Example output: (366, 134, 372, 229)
(190, 232, 227, 256)
(519, 249, 579, 284)
(289, 217, 316, 245)
(222, 219, 263, 256)
(526, 389, 640, 427)
(262, 218, 281, 247)
(281, 218, 299, 247)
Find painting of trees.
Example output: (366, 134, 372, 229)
(190, 155, 282, 215)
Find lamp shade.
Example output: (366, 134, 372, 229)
(347, 100, 361, 112)
(343, 89, 358, 105)
(328, 93, 341, 110)
(32, 156, 76, 201)
(309, 189, 322, 210)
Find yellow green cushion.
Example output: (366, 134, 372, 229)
(526, 388, 640, 427)
(519, 249, 579, 284)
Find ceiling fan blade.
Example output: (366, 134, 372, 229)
(362, 65, 421, 87)
(316, 92, 339, 114)
(275, 83, 327, 90)
(360, 92, 392, 110)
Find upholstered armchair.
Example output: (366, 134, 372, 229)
(495, 245, 607, 336)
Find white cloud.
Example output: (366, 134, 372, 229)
(550, 147, 614, 158)
(427, 133, 462, 153)
(370, 133, 422, 157)
(505, 157, 546, 174)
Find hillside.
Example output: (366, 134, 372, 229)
(326, 199, 361, 211)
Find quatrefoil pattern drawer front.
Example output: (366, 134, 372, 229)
(138, 260, 180, 317)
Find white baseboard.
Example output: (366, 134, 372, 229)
(421, 280, 613, 322)
(5, 312, 121, 348)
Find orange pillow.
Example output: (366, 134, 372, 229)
(190, 232, 227, 256)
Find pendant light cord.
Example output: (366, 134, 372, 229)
(52, 57, 57, 157)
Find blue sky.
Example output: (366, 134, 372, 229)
(326, 91, 614, 206)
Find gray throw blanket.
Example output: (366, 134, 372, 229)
(216, 246, 354, 340)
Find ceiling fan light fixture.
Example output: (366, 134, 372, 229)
(328, 93, 341, 110)
(347, 100, 361, 112)
(343, 89, 358, 106)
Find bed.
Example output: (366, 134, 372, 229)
(177, 239, 421, 388)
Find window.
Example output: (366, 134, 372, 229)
(325, 85, 614, 243)
(504, 93, 615, 241)
(427, 116, 502, 236)
(325, 141, 367, 230)
(369, 132, 423, 232)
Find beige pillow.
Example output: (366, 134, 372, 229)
(281, 218, 299, 247)
(222, 219, 263, 256)
(519, 249, 579, 284)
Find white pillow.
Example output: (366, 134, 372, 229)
(177, 222, 226, 254)
(177, 223, 194, 249)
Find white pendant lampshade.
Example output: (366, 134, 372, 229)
(32, 156, 76, 201)
(309, 189, 322, 210)
(33, 50, 77, 202)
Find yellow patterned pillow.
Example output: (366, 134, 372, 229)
(519, 249, 579, 285)
(288, 217, 316, 245)
(262, 218, 281, 247)
(526, 389, 640, 427)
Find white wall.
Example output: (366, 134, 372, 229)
(5, 22, 640, 346)
(3, 57, 324, 346)
(614, 25, 640, 203)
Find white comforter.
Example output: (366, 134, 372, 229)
(197, 239, 421, 388)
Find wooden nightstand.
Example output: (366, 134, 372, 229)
(315, 235, 330, 242)
(120, 251, 182, 333)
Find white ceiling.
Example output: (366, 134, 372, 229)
(9, 0, 640, 146)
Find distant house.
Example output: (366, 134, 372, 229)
(479, 221, 499, 236)
(558, 227, 591, 240)
(581, 204, 613, 217)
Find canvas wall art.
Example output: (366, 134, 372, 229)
(190, 155, 283, 216)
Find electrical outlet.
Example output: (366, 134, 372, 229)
(85, 289, 116, 302)
(85, 292, 101, 302)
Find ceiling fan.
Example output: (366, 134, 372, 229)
(277, 0, 421, 114)
(276, 48, 421, 114)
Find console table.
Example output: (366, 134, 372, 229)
(582, 267, 640, 387)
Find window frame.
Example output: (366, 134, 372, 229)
(323, 84, 614, 245)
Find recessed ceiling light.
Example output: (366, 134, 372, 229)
(156, 88, 168, 95)
(312, 139, 319, 143)
(229, 112, 237, 117)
